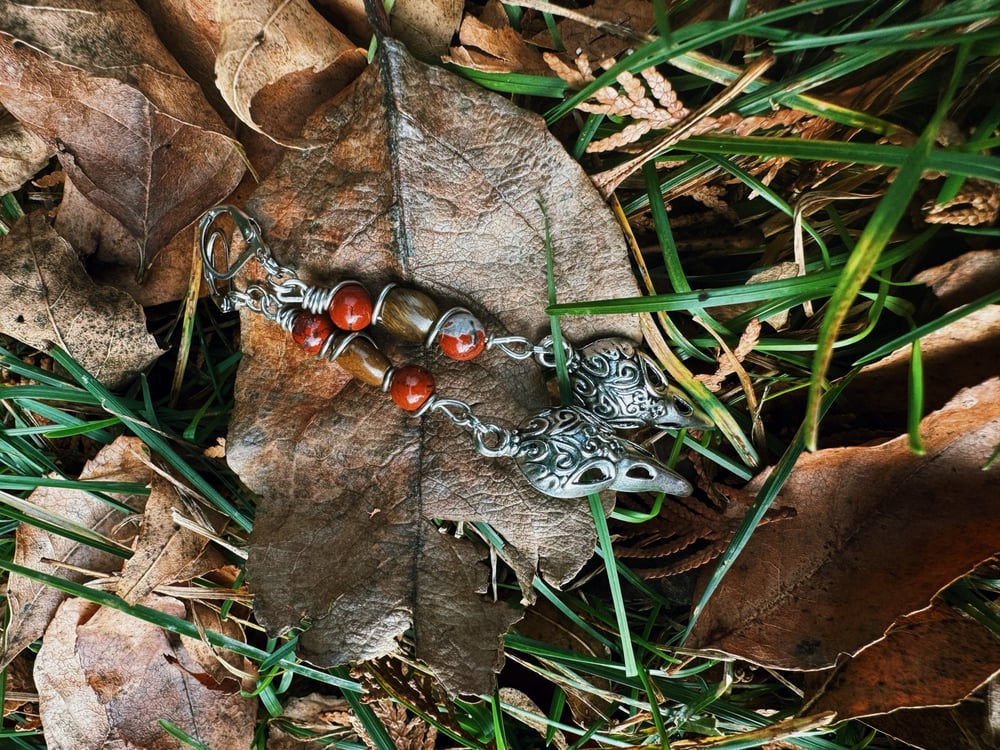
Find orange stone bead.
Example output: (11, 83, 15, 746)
(291, 311, 334, 354)
(437, 310, 486, 361)
(389, 365, 435, 411)
(329, 283, 373, 331)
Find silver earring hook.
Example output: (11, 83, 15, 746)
(198, 205, 292, 312)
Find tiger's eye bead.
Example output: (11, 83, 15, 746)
(291, 311, 334, 354)
(378, 287, 439, 343)
(329, 283, 373, 331)
(335, 336, 391, 386)
(388, 365, 435, 411)
(437, 310, 486, 361)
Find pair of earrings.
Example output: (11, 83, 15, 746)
(199, 206, 710, 499)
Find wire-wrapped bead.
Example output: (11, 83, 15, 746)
(376, 286, 440, 343)
(435, 309, 486, 361)
(329, 282, 373, 331)
(334, 335, 392, 386)
(291, 311, 335, 354)
(388, 365, 435, 411)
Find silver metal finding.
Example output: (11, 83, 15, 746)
(198, 204, 296, 315)
(566, 338, 712, 430)
(197, 204, 706, 500)
(486, 335, 541, 360)
(432, 399, 514, 458)
(487, 333, 710, 431)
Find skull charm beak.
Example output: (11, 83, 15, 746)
(509, 406, 692, 499)
(568, 338, 712, 431)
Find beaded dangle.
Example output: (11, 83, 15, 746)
(198, 205, 710, 499)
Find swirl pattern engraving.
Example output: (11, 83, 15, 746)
(567, 337, 704, 430)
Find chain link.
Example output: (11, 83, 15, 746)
(431, 399, 515, 458)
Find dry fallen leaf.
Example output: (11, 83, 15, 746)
(528, 0, 655, 61)
(0, 110, 52, 195)
(806, 601, 1000, 721)
(444, 0, 552, 76)
(0, 1, 245, 274)
(864, 676, 1000, 750)
(53, 177, 197, 308)
(34, 595, 256, 749)
(212, 0, 367, 144)
(687, 378, 1000, 670)
(1, 437, 151, 670)
(267, 693, 359, 749)
(116, 475, 224, 605)
(229, 37, 642, 694)
(848, 304, 1000, 433)
(913, 248, 1000, 310)
(0, 213, 164, 389)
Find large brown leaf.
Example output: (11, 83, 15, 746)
(231, 38, 642, 694)
(0, 214, 163, 389)
(687, 379, 1000, 669)
(0, 0, 245, 273)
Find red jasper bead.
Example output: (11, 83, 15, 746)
(389, 365, 435, 411)
(291, 311, 334, 354)
(329, 283, 373, 331)
(437, 310, 486, 361)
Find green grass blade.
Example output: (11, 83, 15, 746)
(907, 337, 926, 455)
(47, 347, 253, 532)
(0, 558, 361, 692)
(588, 493, 638, 677)
(0, 489, 134, 557)
(803, 43, 967, 449)
(678, 135, 1000, 182)
(853, 287, 1000, 365)
(158, 720, 212, 750)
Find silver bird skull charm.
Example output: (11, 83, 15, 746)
(568, 338, 711, 430)
(510, 406, 692, 499)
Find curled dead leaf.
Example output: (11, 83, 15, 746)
(444, 0, 551, 76)
(688, 379, 1000, 670)
(212, 0, 367, 144)
(0, 214, 163, 389)
(53, 178, 197, 308)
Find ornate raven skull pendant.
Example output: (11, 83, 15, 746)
(509, 406, 692, 499)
